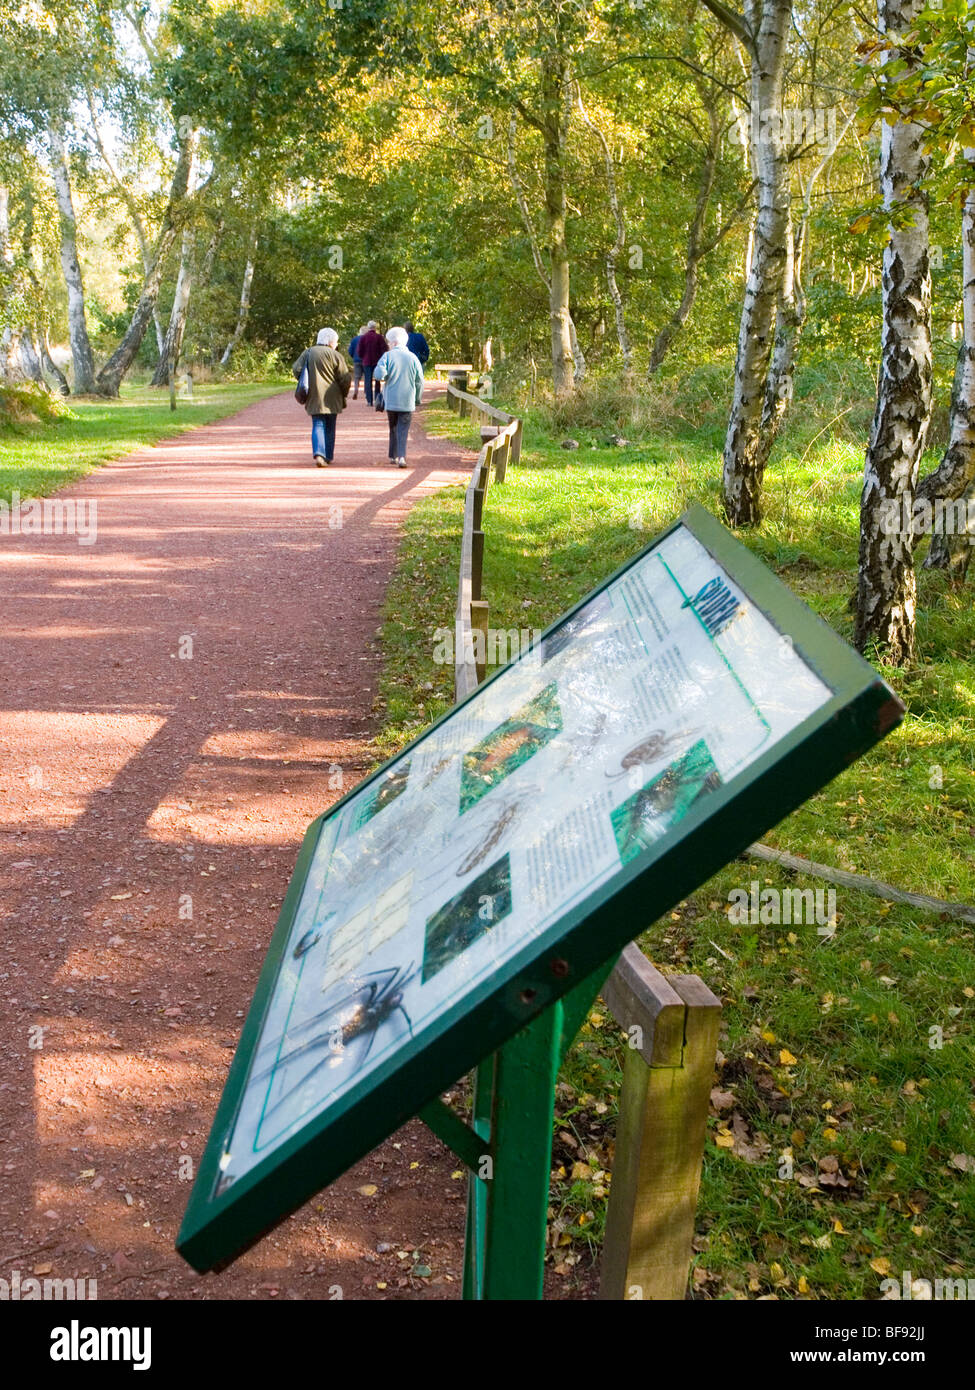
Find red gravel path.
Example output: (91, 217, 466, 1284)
(0, 389, 477, 1300)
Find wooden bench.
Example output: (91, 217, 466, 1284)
(433, 362, 474, 382)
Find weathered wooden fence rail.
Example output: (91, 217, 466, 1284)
(447, 381, 720, 1299)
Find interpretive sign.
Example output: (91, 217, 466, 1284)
(177, 503, 903, 1271)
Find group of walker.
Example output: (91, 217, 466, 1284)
(292, 319, 431, 469)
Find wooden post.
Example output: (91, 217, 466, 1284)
(599, 956, 720, 1301)
(494, 433, 511, 483)
(510, 418, 523, 466)
(471, 531, 485, 601)
(471, 598, 489, 684)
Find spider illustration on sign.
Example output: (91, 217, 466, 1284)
(605, 729, 699, 780)
(250, 962, 417, 1139)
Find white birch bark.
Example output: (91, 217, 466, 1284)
(220, 223, 257, 368)
(95, 129, 199, 397)
(916, 27, 975, 578)
(0, 183, 15, 381)
(760, 111, 856, 464)
(48, 122, 97, 393)
(87, 95, 166, 357)
(855, 0, 932, 661)
(151, 139, 199, 388)
(704, 0, 792, 526)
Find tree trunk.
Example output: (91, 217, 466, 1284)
(576, 87, 632, 376)
(916, 27, 975, 580)
(648, 104, 722, 375)
(18, 328, 45, 383)
(917, 186, 975, 577)
(150, 223, 195, 386)
(541, 55, 576, 396)
(40, 330, 70, 394)
(86, 93, 166, 358)
(220, 228, 257, 368)
(506, 111, 583, 390)
(710, 0, 792, 526)
(150, 140, 200, 388)
(0, 183, 15, 382)
(95, 131, 198, 397)
(757, 212, 800, 464)
(759, 112, 855, 465)
(48, 122, 97, 393)
(854, 0, 932, 663)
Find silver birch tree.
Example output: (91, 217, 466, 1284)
(854, 0, 932, 662)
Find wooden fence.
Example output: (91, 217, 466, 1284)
(446, 382, 720, 1299)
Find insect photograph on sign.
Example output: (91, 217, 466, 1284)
(177, 505, 903, 1273)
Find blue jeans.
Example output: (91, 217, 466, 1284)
(387, 409, 413, 460)
(311, 413, 336, 460)
(363, 366, 376, 404)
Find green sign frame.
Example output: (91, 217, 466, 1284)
(177, 503, 903, 1273)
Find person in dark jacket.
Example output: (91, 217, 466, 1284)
(356, 321, 388, 404)
(404, 321, 430, 367)
(348, 324, 366, 399)
(292, 328, 352, 467)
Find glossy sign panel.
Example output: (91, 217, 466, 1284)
(178, 506, 902, 1270)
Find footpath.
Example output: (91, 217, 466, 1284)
(0, 387, 475, 1300)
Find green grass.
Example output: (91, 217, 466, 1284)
(374, 385, 975, 1299)
(0, 381, 286, 505)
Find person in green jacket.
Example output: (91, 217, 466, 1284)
(292, 328, 352, 466)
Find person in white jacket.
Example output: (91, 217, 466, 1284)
(372, 326, 424, 468)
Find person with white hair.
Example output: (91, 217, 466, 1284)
(372, 326, 424, 468)
(355, 320, 388, 405)
(292, 328, 352, 466)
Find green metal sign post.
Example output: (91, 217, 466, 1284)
(176, 506, 904, 1292)
(425, 955, 618, 1300)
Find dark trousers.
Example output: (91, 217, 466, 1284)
(363, 365, 376, 404)
(387, 410, 412, 460)
(311, 413, 337, 460)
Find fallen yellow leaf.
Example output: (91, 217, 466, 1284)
(891, 1139, 907, 1155)
(358, 1184, 378, 1197)
(870, 1257, 891, 1276)
(779, 1049, 798, 1066)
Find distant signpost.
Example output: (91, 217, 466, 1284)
(177, 504, 903, 1291)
